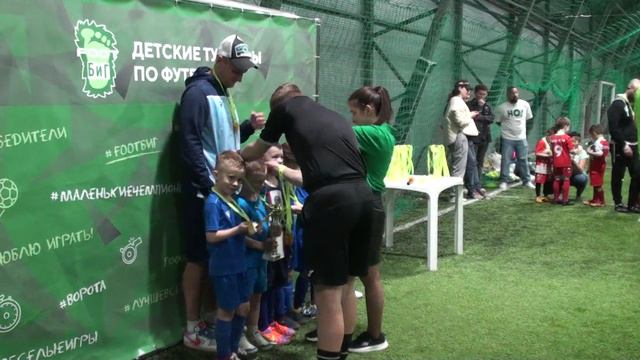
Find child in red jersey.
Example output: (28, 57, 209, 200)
(534, 129, 554, 203)
(549, 117, 576, 205)
(584, 124, 610, 207)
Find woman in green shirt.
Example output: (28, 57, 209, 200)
(346, 86, 396, 353)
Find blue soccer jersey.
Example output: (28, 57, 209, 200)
(204, 192, 246, 276)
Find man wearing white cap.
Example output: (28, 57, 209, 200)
(178, 34, 265, 357)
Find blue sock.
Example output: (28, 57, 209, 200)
(259, 288, 274, 330)
(230, 315, 247, 353)
(283, 280, 294, 314)
(275, 286, 286, 319)
(215, 318, 232, 360)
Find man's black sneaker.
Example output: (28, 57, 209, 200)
(305, 329, 318, 342)
(615, 203, 629, 213)
(629, 205, 640, 213)
(278, 315, 300, 330)
(348, 332, 389, 353)
(288, 310, 308, 324)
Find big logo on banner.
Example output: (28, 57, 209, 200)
(74, 19, 119, 98)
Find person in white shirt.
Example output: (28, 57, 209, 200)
(496, 86, 535, 190)
(445, 80, 479, 178)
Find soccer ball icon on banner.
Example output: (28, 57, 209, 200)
(0, 178, 19, 218)
(0, 294, 22, 333)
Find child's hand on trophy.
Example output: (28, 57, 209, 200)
(291, 203, 303, 213)
(253, 222, 262, 234)
(263, 238, 276, 252)
(270, 223, 282, 237)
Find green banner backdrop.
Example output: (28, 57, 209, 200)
(0, 1, 317, 358)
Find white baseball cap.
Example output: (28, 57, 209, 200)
(217, 34, 258, 72)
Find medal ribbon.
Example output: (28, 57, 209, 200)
(280, 175, 295, 233)
(211, 188, 255, 234)
(212, 70, 240, 136)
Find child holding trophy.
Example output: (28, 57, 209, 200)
(204, 151, 255, 360)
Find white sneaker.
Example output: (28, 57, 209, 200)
(524, 181, 535, 189)
(355, 290, 364, 299)
(239, 333, 258, 355)
(246, 328, 274, 349)
(183, 321, 216, 352)
(499, 182, 508, 191)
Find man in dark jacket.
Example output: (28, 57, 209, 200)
(607, 79, 640, 213)
(607, 78, 640, 213)
(179, 34, 265, 352)
(466, 84, 494, 184)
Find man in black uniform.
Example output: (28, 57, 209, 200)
(607, 78, 640, 213)
(242, 83, 378, 360)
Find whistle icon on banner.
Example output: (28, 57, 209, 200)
(120, 237, 142, 265)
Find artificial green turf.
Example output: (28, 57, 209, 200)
(148, 185, 640, 360)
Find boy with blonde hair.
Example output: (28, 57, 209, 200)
(205, 151, 252, 360)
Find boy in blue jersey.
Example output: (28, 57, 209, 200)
(236, 160, 278, 350)
(205, 151, 252, 360)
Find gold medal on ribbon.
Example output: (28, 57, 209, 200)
(247, 221, 257, 235)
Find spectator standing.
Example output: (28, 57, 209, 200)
(607, 78, 640, 213)
(496, 86, 535, 190)
(466, 84, 494, 180)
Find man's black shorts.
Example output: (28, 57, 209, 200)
(367, 192, 385, 267)
(179, 192, 207, 263)
(302, 181, 381, 286)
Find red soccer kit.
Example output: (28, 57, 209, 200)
(550, 133, 574, 177)
(589, 138, 609, 187)
(534, 138, 552, 184)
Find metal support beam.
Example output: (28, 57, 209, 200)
(458, 43, 545, 64)
(487, 0, 536, 105)
(259, 0, 282, 9)
(491, 0, 628, 62)
(374, 9, 437, 37)
(512, 47, 557, 67)
(531, 0, 551, 134)
(562, 38, 575, 116)
(482, 0, 556, 43)
(622, 34, 640, 73)
(282, 0, 430, 38)
(463, 58, 483, 85)
(462, 36, 507, 55)
(373, 42, 407, 87)
(453, 0, 463, 81)
(530, 0, 585, 129)
(538, 0, 551, 134)
(593, 27, 640, 58)
(582, 55, 594, 134)
(395, 0, 452, 144)
(577, 3, 615, 132)
(472, 0, 551, 40)
(513, 67, 527, 85)
(470, 0, 510, 29)
(361, 0, 374, 86)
